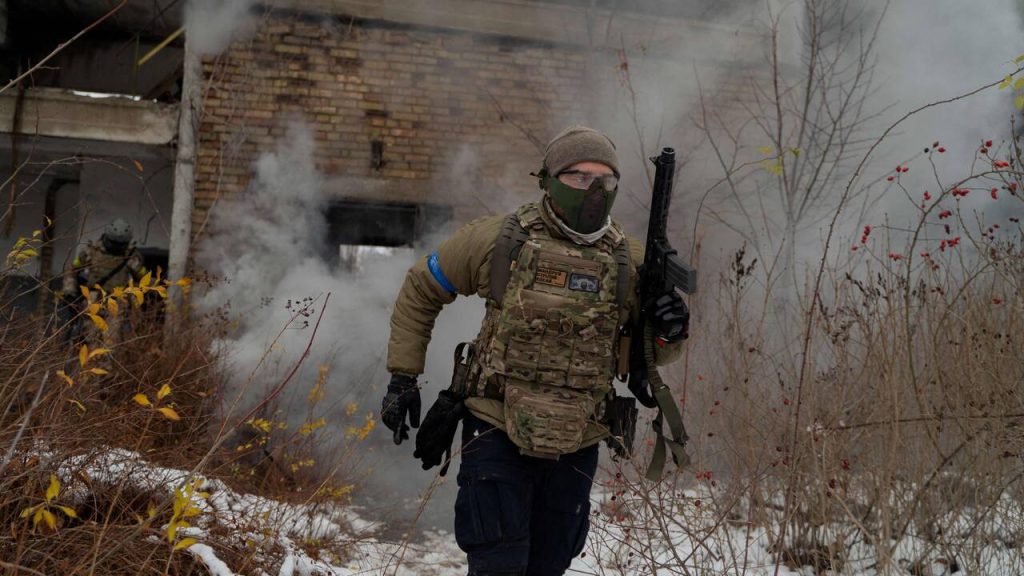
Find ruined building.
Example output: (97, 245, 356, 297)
(0, 0, 761, 307)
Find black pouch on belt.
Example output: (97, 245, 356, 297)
(604, 394, 638, 460)
(414, 343, 473, 476)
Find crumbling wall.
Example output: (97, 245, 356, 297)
(195, 13, 589, 233)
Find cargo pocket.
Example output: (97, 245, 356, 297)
(454, 467, 531, 552)
(569, 505, 592, 558)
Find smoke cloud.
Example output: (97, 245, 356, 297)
(195, 122, 483, 528)
(184, 0, 258, 55)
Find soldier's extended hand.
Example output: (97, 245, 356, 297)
(380, 373, 421, 445)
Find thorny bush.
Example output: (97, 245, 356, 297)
(584, 125, 1024, 575)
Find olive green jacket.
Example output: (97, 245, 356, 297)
(387, 208, 685, 434)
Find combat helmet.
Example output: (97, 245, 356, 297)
(100, 218, 133, 255)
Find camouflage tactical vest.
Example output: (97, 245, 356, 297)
(469, 203, 630, 457)
(83, 244, 135, 290)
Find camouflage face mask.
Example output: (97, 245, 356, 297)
(544, 174, 618, 234)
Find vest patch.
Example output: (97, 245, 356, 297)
(535, 267, 567, 288)
(569, 273, 599, 293)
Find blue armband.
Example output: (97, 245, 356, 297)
(428, 251, 457, 295)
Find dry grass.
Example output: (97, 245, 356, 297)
(588, 131, 1024, 573)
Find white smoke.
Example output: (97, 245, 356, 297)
(195, 121, 483, 526)
(184, 0, 259, 55)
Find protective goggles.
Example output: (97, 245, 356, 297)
(556, 170, 619, 191)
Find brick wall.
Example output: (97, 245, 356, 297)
(195, 12, 591, 235)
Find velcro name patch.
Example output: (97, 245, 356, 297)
(536, 267, 568, 287)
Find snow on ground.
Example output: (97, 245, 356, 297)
(52, 448, 1022, 575)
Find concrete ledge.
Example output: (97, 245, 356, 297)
(0, 87, 179, 145)
(268, 0, 763, 60)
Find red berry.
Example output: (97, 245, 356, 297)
(985, 140, 993, 147)
(938, 147, 946, 153)
(992, 189, 999, 199)
(887, 176, 895, 182)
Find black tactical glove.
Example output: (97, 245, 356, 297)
(380, 373, 421, 445)
(414, 389, 465, 475)
(650, 291, 689, 343)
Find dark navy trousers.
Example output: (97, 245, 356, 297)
(454, 413, 599, 576)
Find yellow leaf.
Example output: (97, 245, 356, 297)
(173, 537, 198, 551)
(175, 278, 193, 287)
(757, 146, 774, 155)
(130, 288, 144, 306)
(790, 147, 801, 157)
(45, 474, 60, 501)
(1016, 54, 1024, 64)
(248, 418, 272, 433)
(32, 508, 43, 528)
(999, 74, 1013, 89)
(88, 347, 110, 360)
(133, 159, 145, 172)
(79, 345, 89, 368)
(147, 504, 157, 519)
(106, 298, 119, 316)
(112, 286, 125, 300)
(31, 229, 41, 238)
(140, 271, 152, 288)
(157, 383, 172, 400)
(1016, 95, 1024, 111)
(55, 505, 77, 519)
(166, 521, 177, 543)
(20, 504, 40, 519)
(89, 368, 109, 376)
(133, 393, 152, 407)
(67, 399, 86, 413)
(1015, 77, 1024, 90)
(158, 407, 181, 421)
(86, 302, 101, 316)
(56, 370, 74, 387)
(40, 509, 56, 530)
(88, 314, 109, 333)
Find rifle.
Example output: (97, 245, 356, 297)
(626, 147, 697, 480)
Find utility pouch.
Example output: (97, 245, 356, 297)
(604, 395, 638, 460)
(413, 343, 474, 476)
(450, 342, 474, 397)
(504, 379, 593, 458)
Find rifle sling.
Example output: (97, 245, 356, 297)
(641, 322, 691, 481)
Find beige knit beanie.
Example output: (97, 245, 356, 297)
(542, 125, 619, 176)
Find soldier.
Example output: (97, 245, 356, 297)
(382, 126, 689, 576)
(63, 218, 147, 342)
